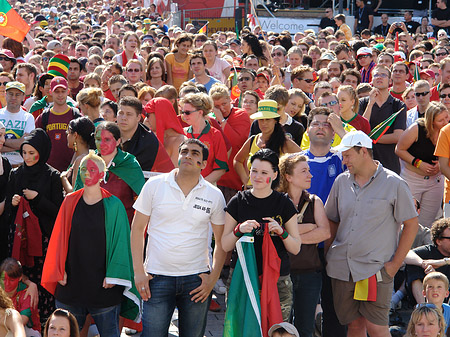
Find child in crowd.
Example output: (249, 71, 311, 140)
(422, 272, 450, 331)
(268, 322, 299, 337)
(0, 258, 41, 336)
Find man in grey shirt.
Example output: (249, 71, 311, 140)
(325, 131, 418, 337)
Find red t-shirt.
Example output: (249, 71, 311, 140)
(186, 121, 228, 178)
(35, 107, 78, 172)
(431, 84, 440, 102)
(217, 107, 252, 191)
(344, 114, 371, 135)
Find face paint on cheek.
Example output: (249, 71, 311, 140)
(3, 272, 20, 292)
(83, 160, 102, 186)
(99, 129, 117, 156)
(33, 154, 39, 162)
(196, 161, 202, 168)
(266, 177, 271, 184)
(178, 159, 181, 166)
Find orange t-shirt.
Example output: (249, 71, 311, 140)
(434, 123, 450, 202)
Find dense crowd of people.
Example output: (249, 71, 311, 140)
(2, 0, 450, 336)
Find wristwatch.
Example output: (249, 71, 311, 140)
(444, 257, 449, 265)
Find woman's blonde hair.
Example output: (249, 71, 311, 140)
(0, 287, 13, 309)
(421, 101, 448, 138)
(83, 73, 101, 87)
(278, 153, 308, 193)
(123, 31, 141, 50)
(180, 92, 213, 116)
(405, 305, 445, 337)
(138, 86, 156, 101)
(77, 87, 103, 108)
(80, 150, 106, 174)
(337, 85, 359, 114)
(209, 83, 230, 101)
(288, 88, 309, 117)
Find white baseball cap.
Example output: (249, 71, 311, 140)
(334, 130, 373, 152)
(357, 47, 373, 57)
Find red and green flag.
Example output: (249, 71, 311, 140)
(0, 0, 30, 42)
(413, 61, 421, 82)
(224, 235, 263, 337)
(368, 110, 402, 144)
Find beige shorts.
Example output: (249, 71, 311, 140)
(331, 267, 394, 326)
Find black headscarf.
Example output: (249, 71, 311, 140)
(19, 128, 52, 187)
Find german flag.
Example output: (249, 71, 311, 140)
(0, 0, 30, 42)
(198, 22, 208, 34)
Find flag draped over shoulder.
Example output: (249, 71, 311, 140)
(0, 0, 29, 42)
(368, 110, 402, 144)
(224, 235, 263, 337)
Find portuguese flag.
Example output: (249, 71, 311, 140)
(368, 110, 402, 144)
(0, 0, 30, 42)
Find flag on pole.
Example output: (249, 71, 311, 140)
(368, 110, 402, 144)
(224, 235, 263, 337)
(247, 13, 256, 31)
(413, 61, 421, 82)
(198, 22, 208, 34)
(230, 65, 240, 101)
(0, 0, 30, 42)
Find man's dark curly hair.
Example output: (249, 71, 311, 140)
(431, 218, 450, 246)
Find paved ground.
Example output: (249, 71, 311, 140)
(120, 293, 226, 337)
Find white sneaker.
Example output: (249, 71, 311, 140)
(214, 279, 226, 295)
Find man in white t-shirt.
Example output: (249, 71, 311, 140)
(130, 138, 227, 337)
(0, 81, 35, 166)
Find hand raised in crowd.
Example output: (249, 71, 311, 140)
(328, 113, 345, 137)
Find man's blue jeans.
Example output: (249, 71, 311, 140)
(141, 273, 211, 337)
(55, 299, 120, 337)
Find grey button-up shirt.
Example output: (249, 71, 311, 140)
(325, 163, 417, 282)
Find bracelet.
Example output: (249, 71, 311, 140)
(411, 157, 418, 166)
(233, 223, 244, 238)
(413, 159, 422, 168)
(279, 228, 289, 240)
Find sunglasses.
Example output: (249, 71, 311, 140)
(180, 109, 199, 115)
(271, 52, 284, 57)
(127, 68, 141, 72)
(104, 55, 112, 60)
(0, 57, 11, 61)
(0, 81, 9, 86)
(300, 78, 314, 83)
(321, 100, 338, 107)
(76, 49, 87, 52)
(440, 94, 450, 99)
(358, 54, 371, 59)
(415, 91, 429, 97)
(440, 236, 450, 239)
(436, 52, 448, 57)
